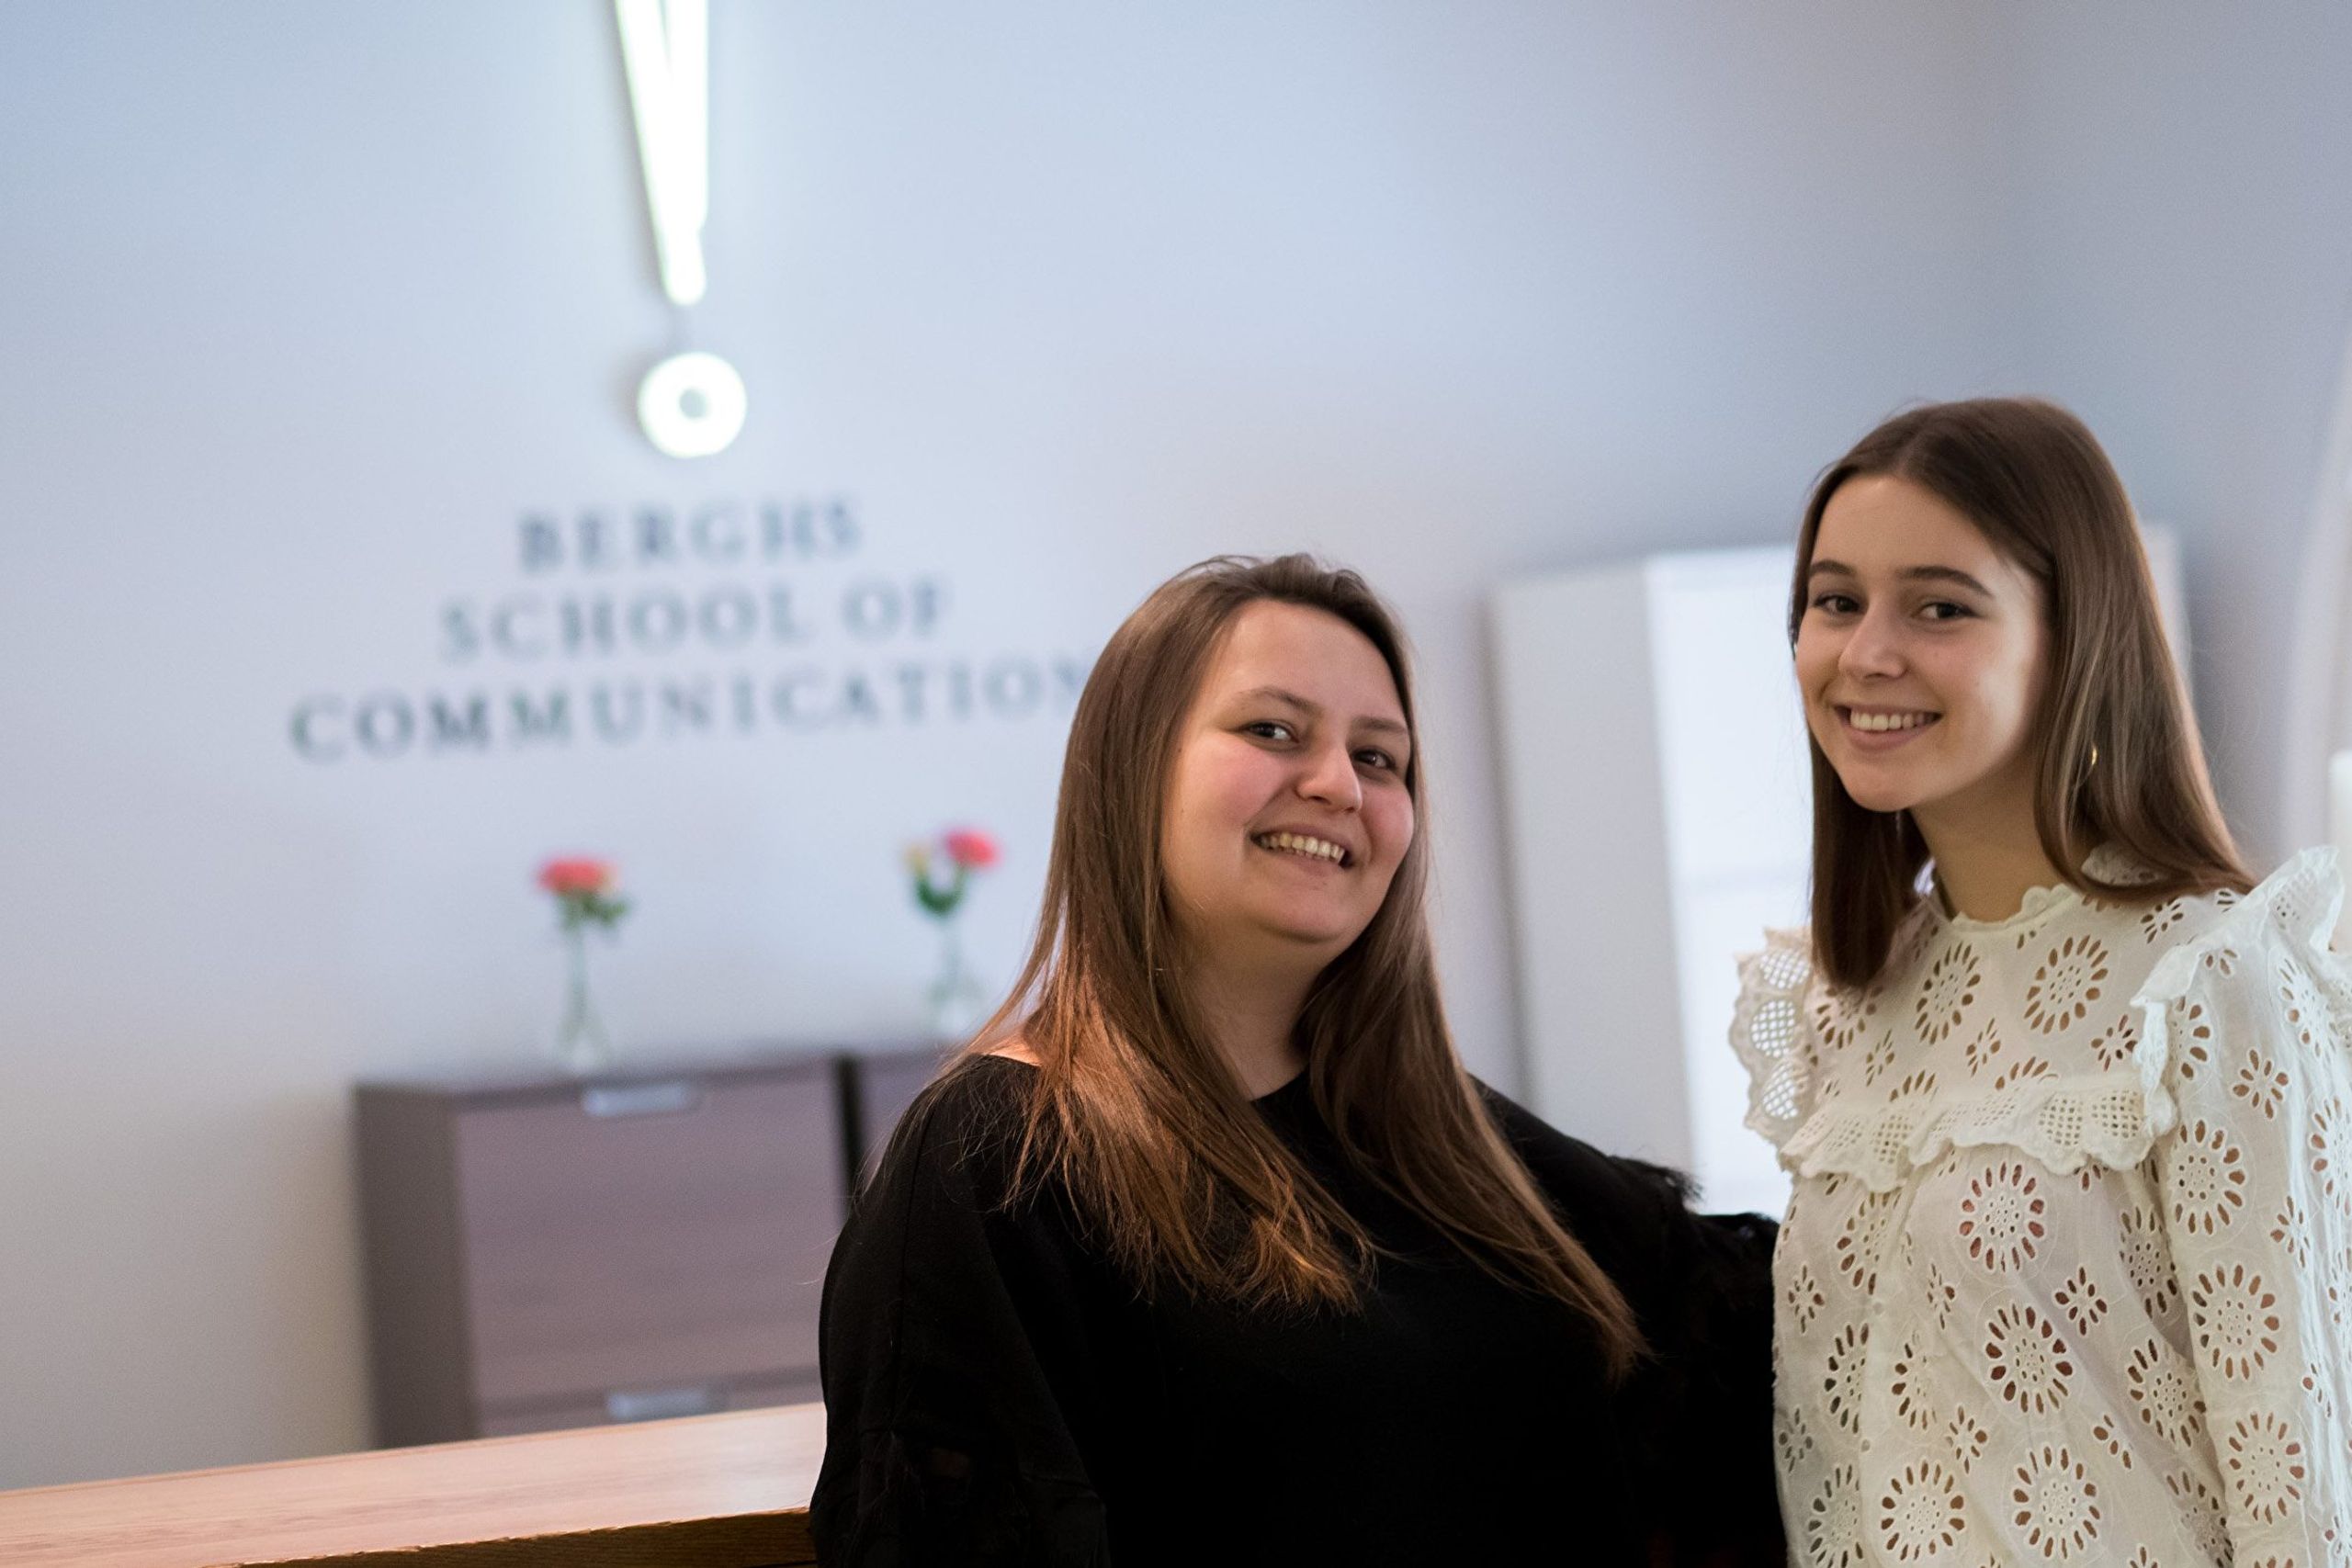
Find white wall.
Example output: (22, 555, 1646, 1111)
(0, 1, 2016, 1486)
(1989, 0, 2352, 860)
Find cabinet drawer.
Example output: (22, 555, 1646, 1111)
(453, 1069, 842, 1406)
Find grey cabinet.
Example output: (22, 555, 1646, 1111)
(356, 1046, 942, 1447)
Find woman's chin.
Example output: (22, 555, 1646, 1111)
(1835, 773, 1918, 817)
(1249, 908, 1372, 961)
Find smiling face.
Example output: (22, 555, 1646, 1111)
(1794, 472, 2050, 835)
(1159, 600, 1416, 980)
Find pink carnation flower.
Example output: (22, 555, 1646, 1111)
(942, 829, 1001, 870)
(537, 857, 616, 897)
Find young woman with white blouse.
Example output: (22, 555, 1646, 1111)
(1734, 397, 2352, 1563)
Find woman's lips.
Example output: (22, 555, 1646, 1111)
(1835, 706, 1940, 751)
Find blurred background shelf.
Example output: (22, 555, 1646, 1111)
(354, 1043, 943, 1447)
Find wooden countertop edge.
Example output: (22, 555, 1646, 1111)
(0, 1406, 828, 1568)
(229, 1509, 816, 1568)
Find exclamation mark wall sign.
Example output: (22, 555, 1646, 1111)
(616, 0, 747, 457)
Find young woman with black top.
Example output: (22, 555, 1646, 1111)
(813, 554, 1782, 1565)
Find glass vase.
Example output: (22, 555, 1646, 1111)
(553, 925, 616, 1075)
(924, 918, 989, 1040)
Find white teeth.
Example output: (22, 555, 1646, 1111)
(1257, 831, 1347, 864)
(1849, 710, 1935, 734)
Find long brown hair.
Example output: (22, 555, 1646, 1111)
(1792, 397, 2251, 989)
(968, 554, 1644, 1375)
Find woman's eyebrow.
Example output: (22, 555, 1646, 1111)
(1899, 565, 1995, 596)
(1807, 558, 1994, 596)
(1235, 684, 1409, 739)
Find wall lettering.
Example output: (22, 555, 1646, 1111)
(289, 495, 1091, 762)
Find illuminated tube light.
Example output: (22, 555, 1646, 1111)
(616, 0, 710, 306)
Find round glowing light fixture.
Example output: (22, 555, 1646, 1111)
(637, 351, 746, 457)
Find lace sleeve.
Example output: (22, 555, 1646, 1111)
(2138, 849, 2352, 1556)
(1730, 927, 1823, 1157)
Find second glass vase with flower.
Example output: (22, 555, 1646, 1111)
(906, 827, 1000, 1038)
(536, 856, 629, 1075)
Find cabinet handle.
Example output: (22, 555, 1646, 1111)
(605, 1384, 724, 1422)
(581, 1080, 704, 1118)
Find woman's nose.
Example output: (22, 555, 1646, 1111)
(1297, 740, 1362, 809)
(1837, 610, 1905, 679)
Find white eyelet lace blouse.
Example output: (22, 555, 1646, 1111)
(1734, 847, 2352, 1566)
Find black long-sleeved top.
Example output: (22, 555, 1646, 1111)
(812, 1056, 1781, 1565)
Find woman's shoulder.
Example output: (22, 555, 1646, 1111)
(910, 1050, 1036, 1129)
(864, 1053, 1042, 1212)
(1473, 1082, 1777, 1322)
(1472, 1080, 1706, 1227)
(2133, 847, 2345, 1005)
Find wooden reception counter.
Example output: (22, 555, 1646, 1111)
(0, 1403, 824, 1567)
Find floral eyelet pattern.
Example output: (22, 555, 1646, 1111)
(1737, 851, 2352, 1564)
(1888, 1066, 1939, 1104)
(1806, 1463, 1866, 1568)
(2281, 959, 2331, 1052)
(2312, 1097, 2346, 1206)
(1917, 943, 1984, 1044)
(1777, 1404, 1817, 1472)
(2119, 1205, 2177, 1319)
(1786, 1261, 1826, 1335)
(2267, 1203, 2304, 1279)
(2087, 1011, 2140, 1072)
(1889, 1337, 1936, 1431)
(2052, 1265, 2109, 1338)
(1879, 1461, 1966, 1562)
(1926, 1261, 1958, 1333)
(1862, 1032, 1896, 1089)
(2024, 934, 2110, 1035)
(2009, 1444, 2099, 1558)
(1823, 1322, 1869, 1435)
(1837, 1190, 1897, 1293)
(2188, 1262, 2282, 1382)
(2235, 1048, 2290, 1121)
(1962, 1021, 2004, 1078)
(2087, 1411, 2134, 1472)
(2125, 1337, 2206, 1448)
(2171, 998, 2215, 1081)
(1946, 1403, 1990, 1474)
(2164, 1472, 2230, 1561)
(2222, 1411, 2307, 1524)
(1813, 989, 1877, 1055)
(2165, 1119, 2247, 1235)
(1987, 1054, 2054, 1092)
(1984, 1304, 2075, 1416)
(2141, 898, 2187, 942)
(1956, 1160, 2046, 1273)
